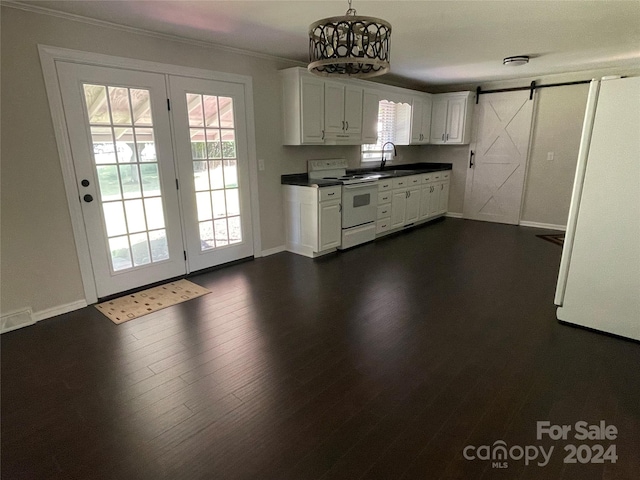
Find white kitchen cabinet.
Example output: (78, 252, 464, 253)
(389, 174, 422, 230)
(410, 94, 433, 144)
(420, 170, 451, 219)
(281, 68, 325, 145)
(430, 92, 474, 145)
(318, 199, 342, 251)
(362, 90, 380, 145)
(283, 184, 342, 257)
(324, 81, 363, 141)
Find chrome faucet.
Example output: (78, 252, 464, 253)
(380, 142, 396, 170)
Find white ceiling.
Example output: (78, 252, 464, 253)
(12, 0, 640, 87)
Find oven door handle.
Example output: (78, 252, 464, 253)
(343, 182, 378, 190)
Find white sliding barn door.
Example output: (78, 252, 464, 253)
(463, 91, 535, 224)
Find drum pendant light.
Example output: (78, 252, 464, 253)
(308, 0, 392, 78)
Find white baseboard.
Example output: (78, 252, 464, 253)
(445, 212, 463, 219)
(519, 220, 566, 231)
(260, 245, 286, 257)
(33, 300, 88, 322)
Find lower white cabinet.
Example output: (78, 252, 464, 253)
(378, 170, 451, 237)
(420, 170, 451, 219)
(283, 185, 342, 257)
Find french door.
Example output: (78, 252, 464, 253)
(56, 63, 253, 298)
(169, 77, 253, 271)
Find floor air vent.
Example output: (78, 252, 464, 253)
(1, 309, 35, 334)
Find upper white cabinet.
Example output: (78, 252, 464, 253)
(410, 94, 433, 144)
(281, 68, 325, 145)
(324, 81, 363, 141)
(430, 92, 474, 145)
(362, 90, 380, 144)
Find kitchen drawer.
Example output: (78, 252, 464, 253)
(408, 175, 421, 186)
(378, 191, 392, 204)
(377, 204, 391, 219)
(319, 186, 341, 202)
(378, 179, 392, 191)
(376, 217, 391, 234)
(392, 177, 408, 189)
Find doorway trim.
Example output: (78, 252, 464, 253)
(39, 45, 261, 304)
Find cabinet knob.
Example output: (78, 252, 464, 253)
(81, 179, 90, 187)
(83, 194, 94, 203)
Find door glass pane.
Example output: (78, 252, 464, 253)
(135, 128, 156, 162)
(130, 232, 151, 266)
(211, 190, 226, 218)
(124, 199, 146, 233)
(109, 236, 132, 271)
(144, 197, 165, 230)
(209, 160, 223, 190)
(190, 129, 206, 159)
(140, 164, 160, 196)
(108, 87, 132, 125)
(96, 165, 122, 201)
(149, 229, 169, 262)
(223, 160, 238, 188)
(214, 219, 229, 247)
(186, 92, 243, 251)
(91, 127, 117, 164)
(196, 192, 212, 221)
(82, 84, 171, 273)
(131, 89, 152, 126)
(103, 202, 127, 237)
(119, 165, 142, 199)
(186, 93, 204, 127)
(203, 96, 219, 127)
(218, 97, 234, 128)
(193, 161, 209, 191)
(83, 85, 110, 124)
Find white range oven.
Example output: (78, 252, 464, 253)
(308, 159, 380, 249)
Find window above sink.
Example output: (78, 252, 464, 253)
(361, 100, 411, 162)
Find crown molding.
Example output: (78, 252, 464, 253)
(2, 0, 306, 67)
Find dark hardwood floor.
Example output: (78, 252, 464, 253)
(2, 218, 639, 480)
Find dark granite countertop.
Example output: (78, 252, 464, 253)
(281, 162, 453, 186)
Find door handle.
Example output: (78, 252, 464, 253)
(469, 150, 475, 168)
(345, 121, 349, 131)
(83, 194, 94, 203)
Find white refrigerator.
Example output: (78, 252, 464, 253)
(555, 76, 640, 341)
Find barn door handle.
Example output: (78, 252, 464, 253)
(469, 150, 475, 168)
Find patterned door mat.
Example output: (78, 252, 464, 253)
(537, 233, 565, 246)
(95, 279, 210, 324)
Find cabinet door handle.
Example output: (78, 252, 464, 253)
(441, 184, 444, 190)
(469, 150, 475, 168)
(339, 203, 342, 212)
(345, 121, 349, 131)
(442, 133, 445, 141)
(446, 133, 449, 141)
(322, 130, 325, 140)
